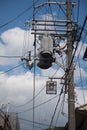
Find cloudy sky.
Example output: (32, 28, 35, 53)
(0, 0, 87, 130)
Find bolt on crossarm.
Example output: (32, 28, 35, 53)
(66, 0, 76, 130)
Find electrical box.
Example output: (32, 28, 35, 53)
(46, 80, 57, 94)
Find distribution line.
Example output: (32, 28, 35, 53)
(19, 117, 50, 127)
(65, 16, 87, 78)
(49, 86, 63, 129)
(77, 56, 85, 104)
(0, 55, 21, 58)
(32, 1, 37, 128)
(19, 120, 44, 130)
(0, 63, 25, 75)
(0, 0, 40, 29)
(55, 0, 66, 16)
(18, 94, 59, 114)
(15, 85, 46, 108)
(55, 92, 65, 126)
(10, 66, 61, 109)
(77, 0, 80, 23)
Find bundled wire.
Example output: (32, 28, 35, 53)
(49, 86, 63, 129)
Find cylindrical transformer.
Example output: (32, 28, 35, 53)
(39, 35, 53, 57)
(37, 35, 53, 69)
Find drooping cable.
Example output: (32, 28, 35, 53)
(12, 85, 45, 109)
(0, 55, 21, 58)
(18, 94, 59, 114)
(69, 32, 87, 105)
(0, 63, 24, 75)
(75, 32, 87, 66)
(55, 91, 65, 126)
(32, 0, 36, 129)
(0, 0, 40, 29)
(77, 56, 86, 104)
(19, 117, 49, 127)
(18, 120, 44, 130)
(55, 0, 66, 16)
(66, 16, 87, 77)
(49, 86, 63, 129)
(77, 0, 80, 23)
(22, 29, 28, 57)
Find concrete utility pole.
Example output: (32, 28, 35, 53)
(66, 0, 76, 130)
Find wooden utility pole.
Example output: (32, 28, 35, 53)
(22, 0, 76, 129)
(66, 0, 76, 130)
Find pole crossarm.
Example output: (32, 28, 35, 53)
(35, 1, 76, 9)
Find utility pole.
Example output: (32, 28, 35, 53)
(66, 0, 76, 130)
(22, 0, 77, 130)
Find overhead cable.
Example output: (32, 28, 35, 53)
(77, 56, 86, 104)
(67, 16, 87, 75)
(0, 0, 40, 29)
(55, 0, 66, 16)
(15, 85, 45, 108)
(49, 86, 63, 129)
(77, 0, 80, 23)
(55, 92, 65, 126)
(19, 117, 49, 127)
(0, 63, 24, 75)
(18, 94, 59, 114)
(19, 120, 44, 130)
(0, 55, 21, 58)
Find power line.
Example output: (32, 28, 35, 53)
(66, 15, 87, 76)
(77, 0, 80, 23)
(77, 56, 86, 104)
(32, 5, 37, 129)
(74, 31, 87, 67)
(55, 0, 66, 16)
(49, 86, 63, 129)
(19, 120, 44, 130)
(0, 7, 31, 29)
(10, 66, 61, 109)
(0, 63, 24, 75)
(55, 92, 65, 126)
(0, 0, 40, 29)
(19, 117, 49, 127)
(18, 94, 59, 114)
(15, 85, 45, 108)
(0, 55, 21, 58)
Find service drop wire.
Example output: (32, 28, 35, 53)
(49, 86, 64, 129)
(33, 36, 36, 130)
(33, 0, 36, 129)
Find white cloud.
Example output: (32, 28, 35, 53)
(74, 65, 87, 78)
(0, 25, 87, 129)
(0, 72, 34, 105)
(0, 69, 86, 108)
(1, 27, 24, 54)
(0, 27, 34, 65)
(0, 66, 87, 129)
(0, 71, 55, 105)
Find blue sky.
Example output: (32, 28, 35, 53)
(0, 0, 33, 31)
(0, 0, 87, 130)
(0, 0, 87, 31)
